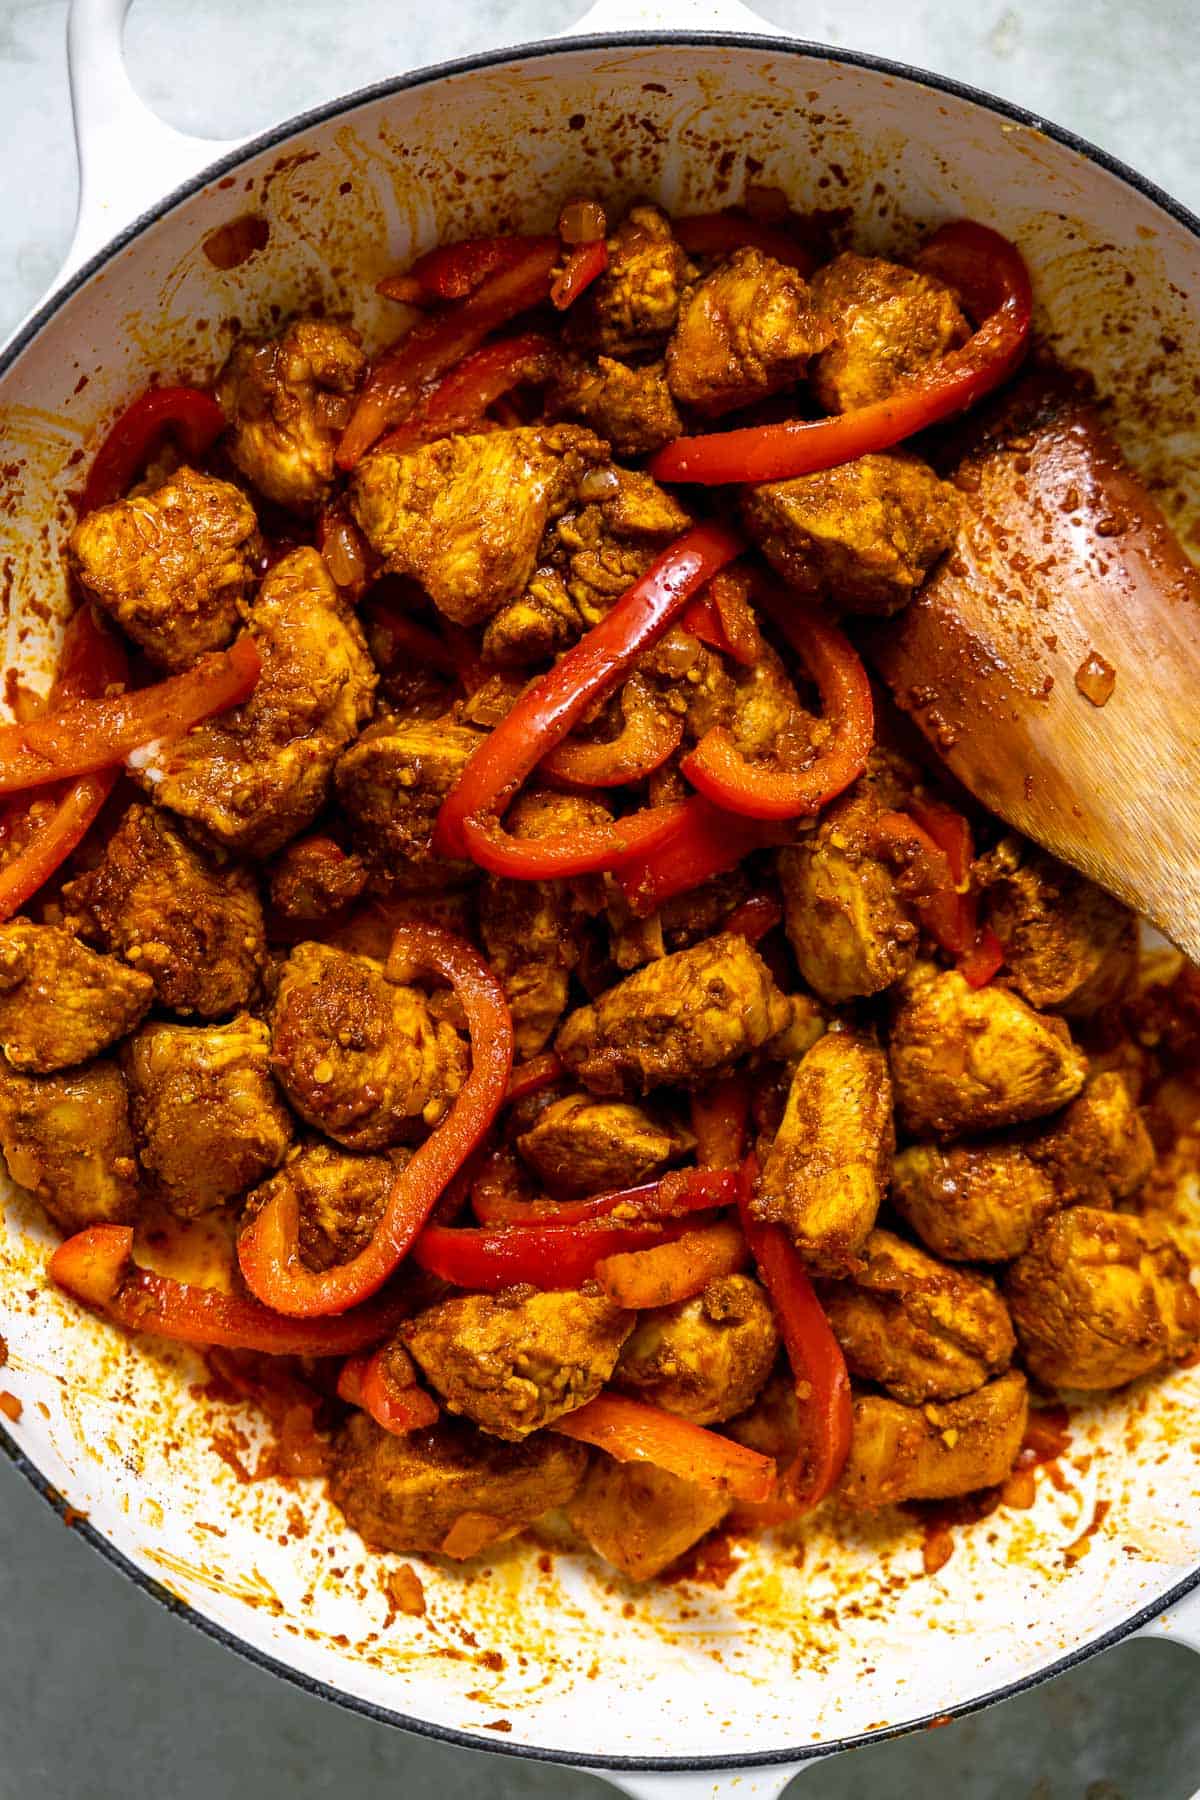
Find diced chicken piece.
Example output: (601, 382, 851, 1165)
(566, 204, 695, 356)
(481, 568, 582, 667)
(63, 804, 266, 1018)
(132, 548, 376, 857)
(891, 1142, 1060, 1263)
(741, 451, 959, 614)
(821, 1228, 1015, 1404)
(981, 838, 1138, 1016)
(403, 1287, 634, 1440)
(1005, 1208, 1200, 1389)
(1029, 1071, 1154, 1206)
(0, 921, 152, 1074)
(335, 715, 483, 879)
(613, 1274, 779, 1424)
(216, 318, 366, 511)
(328, 1412, 587, 1556)
(244, 1140, 393, 1273)
(269, 940, 466, 1150)
(766, 992, 828, 1064)
(567, 1456, 729, 1582)
(123, 1014, 292, 1215)
(723, 1363, 800, 1461)
(266, 835, 367, 924)
(0, 1059, 139, 1233)
(754, 1034, 894, 1276)
(808, 251, 969, 414)
(350, 425, 607, 627)
(67, 467, 257, 671)
(839, 1371, 1028, 1508)
(1139, 1128, 1200, 1270)
(778, 790, 919, 1003)
(556, 932, 791, 1097)
(551, 353, 682, 457)
(666, 248, 833, 417)
(516, 1092, 687, 1197)
(889, 964, 1088, 1137)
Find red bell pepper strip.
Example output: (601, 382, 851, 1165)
(673, 210, 816, 275)
(373, 333, 559, 456)
(504, 1050, 565, 1105)
(434, 523, 743, 877)
(872, 809, 973, 955)
(538, 673, 684, 789)
(616, 793, 791, 917)
(681, 569, 765, 668)
(0, 633, 260, 795)
(909, 796, 973, 888)
(689, 1074, 750, 1171)
(471, 1168, 737, 1229)
(959, 922, 1005, 988)
(650, 219, 1033, 485)
(412, 1218, 690, 1292)
(595, 1218, 749, 1308)
(552, 1392, 776, 1504)
(339, 238, 560, 467)
(49, 1226, 413, 1356)
(723, 893, 783, 944)
(378, 234, 552, 305)
(682, 599, 873, 820)
(337, 1342, 439, 1434)
(80, 385, 227, 515)
(551, 238, 609, 309)
(737, 1157, 851, 1511)
(237, 924, 513, 1317)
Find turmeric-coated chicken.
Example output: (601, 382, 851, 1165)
(1028, 1071, 1154, 1206)
(67, 466, 258, 671)
(403, 1286, 634, 1440)
(350, 425, 607, 626)
(1005, 1208, 1200, 1389)
(0, 920, 152, 1074)
(130, 547, 376, 857)
(981, 838, 1138, 1016)
(666, 248, 833, 417)
(551, 353, 682, 458)
(889, 964, 1088, 1137)
(0, 1058, 139, 1233)
(244, 1139, 394, 1273)
(266, 835, 367, 924)
(556, 932, 791, 1096)
(613, 1274, 779, 1424)
(328, 1412, 587, 1557)
(755, 1033, 894, 1276)
(63, 804, 267, 1018)
(839, 1370, 1029, 1507)
(123, 1014, 291, 1215)
(821, 1228, 1015, 1404)
(269, 941, 466, 1150)
(741, 451, 959, 614)
(566, 204, 695, 357)
(216, 318, 366, 511)
(567, 1456, 730, 1581)
(545, 466, 692, 631)
(516, 1092, 688, 1197)
(335, 714, 483, 879)
(808, 251, 969, 414)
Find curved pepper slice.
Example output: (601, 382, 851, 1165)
(616, 793, 792, 918)
(49, 1226, 412, 1356)
(538, 673, 684, 789)
(873, 809, 972, 954)
(373, 333, 559, 457)
(237, 924, 513, 1317)
(81, 385, 227, 515)
(377, 233, 553, 305)
(412, 1218, 690, 1292)
(552, 1392, 776, 1504)
(594, 1218, 749, 1309)
(337, 1342, 439, 1434)
(650, 220, 1032, 485)
(470, 1167, 737, 1229)
(551, 238, 609, 309)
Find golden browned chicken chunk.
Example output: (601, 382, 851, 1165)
(613, 1274, 779, 1423)
(551, 353, 682, 457)
(889, 964, 1088, 1137)
(63, 804, 267, 1018)
(567, 1456, 729, 1581)
(216, 318, 366, 511)
(0, 1058, 139, 1232)
(67, 467, 257, 671)
(556, 932, 790, 1097)
(1005, 1208, 1200, 1389)
(821, 1228, 1015, 1404)
(269, 940, 466, 1150)
(767, 991, 828, 1064)
(1030, 1071, 1154, 1205)
(131, 548, 376, 857)
(244, 1140, 394, 1273)
(754, 1034, 894, 1276)
(0, 921, 152, 1074)
(891, 1141, 1060, 1264)
(548, 467, 692, 632)
(741, 451, 959, 614)
(350, 425, 607, 626)
(516, 1092, 687, 1197)
(334, 714, 482, 880)
(328, 1412, 587, 1556)
(840, 1370, 1029, 1508)
(666, 248, 832, 416)
(403, 1287, 633, 1440)
(778, 790, 919, 1003)
(123, 1014, 291, 1215)
(808, 251, 969, 414)
(982, 839, 1138, 1016)
(566, 204, 695, 356)
(266, 834, 367, 924)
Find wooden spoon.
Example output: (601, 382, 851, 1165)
(871, 374, 1200, 961)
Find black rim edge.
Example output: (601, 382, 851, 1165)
(4, 24, 1200, 1773)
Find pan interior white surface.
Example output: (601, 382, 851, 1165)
(2, 34, 1200, 1765)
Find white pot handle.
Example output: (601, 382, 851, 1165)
(1137, 1583, 1200, 1655)
(595, 1764, 811, 1798)
(568, 0, 778, 34)
(57, 0, 247, 294)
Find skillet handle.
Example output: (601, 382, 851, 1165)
(57, 0, 247, 294)
(568, 0, 778, 34)
(1137, 1583, 1200, 1655)
(595, 1765, 810, 1798)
